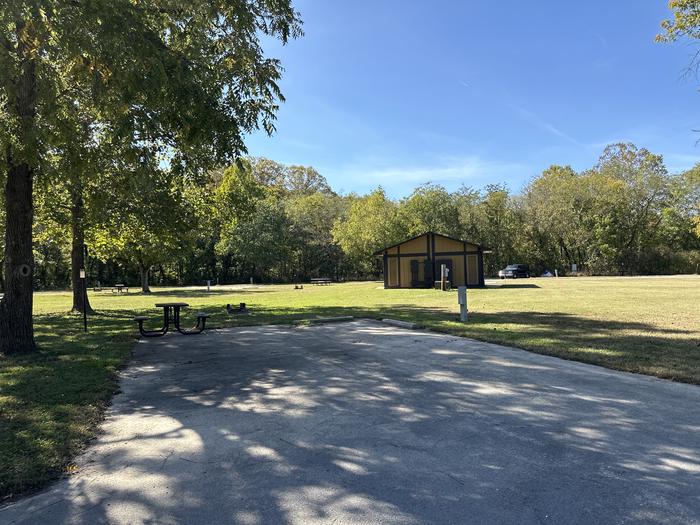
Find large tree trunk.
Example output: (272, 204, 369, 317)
(0, 33, 37, 354)
(0, 254, 5, 292)
(70, 181, 93, 314)
(0, 157, 36, 354)
(140, 264, 151, 293)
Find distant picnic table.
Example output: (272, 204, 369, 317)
(112, 284, 128, 293)
(310, 278, 332, 286)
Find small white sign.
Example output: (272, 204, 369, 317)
(79, 269, 86, 278)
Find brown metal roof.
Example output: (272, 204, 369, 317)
(373, 231, 488, 256)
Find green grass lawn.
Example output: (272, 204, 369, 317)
(1, 276, 699, 499)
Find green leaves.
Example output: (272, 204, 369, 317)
(657, 0, 700, 42)
(658, 1, 700, 97)
(332, 188, 402, 275)
(1, 0, 303, 316)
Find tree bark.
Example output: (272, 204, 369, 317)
(0, 254, 5, 292)
(0, 31, 37, 354)
(70, 180, 93, 314)
(0, 156, 36, 354)
(140, 264, 151, 293)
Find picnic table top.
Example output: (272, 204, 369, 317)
(114, 283, 126, 287)
(155, 302, 189, 308)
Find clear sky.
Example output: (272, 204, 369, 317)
(245, 1, 700, 198)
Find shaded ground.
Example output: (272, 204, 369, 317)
(2, 320, 699, 524)
(6, 279, 699, 504)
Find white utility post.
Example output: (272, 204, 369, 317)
(458, 286, 467, 322)
(80, 268, 87, 332)
(440, 264, 450, 291)
(206, 280, 211, 292)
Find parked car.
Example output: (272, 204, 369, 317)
(498, 264, 530, 279)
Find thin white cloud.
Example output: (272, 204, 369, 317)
(508, 103, 586, 147)
(361, 158, 521, 183)
(328, 156, 530, 197)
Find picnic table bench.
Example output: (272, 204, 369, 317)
(310, 278, 332, 285)
(134, 302, 210, 337)
(112, 284, 129, 293)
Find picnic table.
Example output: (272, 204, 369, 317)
(310, 278, 332, 286)
(133, 302, 209, 337)
(112, 284, 129, 293)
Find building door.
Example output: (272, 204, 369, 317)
(423, 258, 432, 287)
(410, 259, 423, 287)
(435, 259, 454, 285)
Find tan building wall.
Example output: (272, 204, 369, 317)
(467, 254, 479, 285)
(434, 236, 463, 252)
(400, 235, 428, 253)
(387, 256, 399, 286)
(378, 232, 485, 289)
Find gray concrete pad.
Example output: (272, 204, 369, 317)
(2, 320, 700, 524)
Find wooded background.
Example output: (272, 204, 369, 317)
(5, 143, 698, 292)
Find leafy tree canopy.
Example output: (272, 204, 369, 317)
(658, 0, 700, 43)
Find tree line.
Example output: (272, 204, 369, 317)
(13, 143, 700, 296)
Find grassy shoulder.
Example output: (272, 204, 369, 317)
(0, 310, 137, 500)
(1, 276, 699, 499)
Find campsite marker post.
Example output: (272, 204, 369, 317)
(458, 286, 467, 322)
(81, 244, 89, 332)
(440, 264, 450, 291)
(80, 268, 87, 332)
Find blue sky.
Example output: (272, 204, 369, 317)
(245, 1, 700, 198)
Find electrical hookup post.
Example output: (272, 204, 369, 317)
(458, 286, 468, 322)
(440, 264, 450, 291)
(81, 244, 89, 333)
(80, 268, 87, 332)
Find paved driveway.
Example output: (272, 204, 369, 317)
(2, 320, 699, 524)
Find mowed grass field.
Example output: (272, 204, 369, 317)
(1, 276, 699, 499)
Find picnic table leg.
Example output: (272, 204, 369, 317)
(135, 307, 169, 337)
(192, 315, 206, 331)
(176, 309, 208, 335)
(172, 306, 181, 331)
(173, 306, 194, 334)
(152, 306, 170, 336)
(138, 322, 168, 337)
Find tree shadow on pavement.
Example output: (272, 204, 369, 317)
(4, 321, 699, 524)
